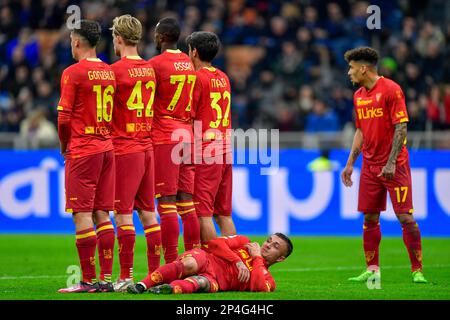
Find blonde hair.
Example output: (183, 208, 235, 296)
(111, 14, 142, 45)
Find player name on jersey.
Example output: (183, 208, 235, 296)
(173, 62, 194, 71)
(128, 67, 155, 78)
(87, 70, 116, 81)
(211, 77, 228, 88)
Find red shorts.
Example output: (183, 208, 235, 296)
(154, 143, 194, 197)
(177, 249, 220, 293)
(65, 150, 115, 212)
(358, 158, 413, 214)
(194, 154, 232, 217)
(115, 149, 155, 214)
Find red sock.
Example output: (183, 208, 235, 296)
(363, 221, 381, 269)
(402, 221, 423, 271)
(177, 200, 200, 251)
(158, 202, 180, 263)
(170, 278, 200, 294)
(96, 221, 115, 282)
(139, 260, 184, 289)
(75, 228, 97, 283)
(117, 224, 135, 280)
(144, 224, 162, 273)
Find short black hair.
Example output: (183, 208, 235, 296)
(186, 31, 220, 62)
(274, 232, 293, 258)
(344, 47, 379, 66)
(72, 19, 101, 47)
(156, 17, 180, 43)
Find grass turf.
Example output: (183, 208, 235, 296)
(0, 235, 449, 300)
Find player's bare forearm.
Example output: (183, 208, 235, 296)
(387, 123, 407, 165)
(346, 128, 363, 167)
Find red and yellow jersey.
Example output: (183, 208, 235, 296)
(193, 66, 232, 156)
(57, 58, 115, 159)
(206, 235, 276, 292)
(149, 49, 197, 144)
(110, 56, 156, 155)
(353, 76, 409, 166)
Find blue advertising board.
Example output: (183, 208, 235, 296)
(0, 149, 449, 236)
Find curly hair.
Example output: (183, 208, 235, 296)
(72, 19, 101, 48)
(344, 47, 379, 66)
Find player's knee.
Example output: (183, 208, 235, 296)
(181, 257, 198, 275)
(115, 214, 132, 226)
(364, 213, 380, 223)
(397, 213, 414, 225)
(138, 210, 157, 225)
(93, 210, 111, 224)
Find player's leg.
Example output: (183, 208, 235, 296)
(134, 149, 162, 274)
(349, 163, 385, 282)
(387, 159, 427, 283)
(128, 249, 204, 294)
(155, 144, 181, 264)
(213, 161, 236, 237)
(138, 209, 161, 274)
(193, 161, 222, 244)
(150, 275, 212, 294)
(177, 190, 201, 250)
(59, 155, 101, 293)
(113, 152, 145, 287)
(92, 151, 116, 291)
(178, 152, 200, 250)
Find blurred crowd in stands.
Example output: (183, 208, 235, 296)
(0, 0, 449, 148)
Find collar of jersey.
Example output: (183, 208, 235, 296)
(125, 55, 142, 60)
(165, 49, 181, 54)
(203, 66, 216, 72)
(85, 58, 102, 62)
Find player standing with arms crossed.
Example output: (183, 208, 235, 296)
(109, 15, 161, 292)
(57, 20, 116, 293)
(150, 17, 200, 263)
(186, 31, 236, 244)
(341, 47, 427, 283)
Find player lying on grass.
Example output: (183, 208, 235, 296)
(127, 233, 293, 294)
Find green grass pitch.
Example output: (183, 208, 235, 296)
(0, 235, 449, 300)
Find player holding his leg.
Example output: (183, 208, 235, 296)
(109, 14, 161, 292)
(186, 31, 236, 244)
(341, 47, 427, 284)
(127, 233, 293, 294)
(149, 17, 200, 263)
(57, 20, 116, 293)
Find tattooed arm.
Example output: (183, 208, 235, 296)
(378, 123, 407, 180)
(341, 128, 363, 187)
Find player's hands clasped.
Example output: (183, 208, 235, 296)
(236, 261, 250, 283)
(378, 162, 396, 180)
(341, 165, 353, 187)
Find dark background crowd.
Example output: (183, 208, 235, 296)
(0, 0, 449, 142)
